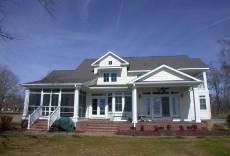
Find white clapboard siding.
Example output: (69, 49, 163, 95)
(143, 69, 189, 81)
(99, 55, 121, 67)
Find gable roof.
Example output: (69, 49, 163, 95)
(91, 51, 129, 66)
(23, 54, 208, 85)
(130, 64, 201, 83)
(125, 55, 207, 70)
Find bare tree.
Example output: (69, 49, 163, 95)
(208, 61, 222, 114)
(0, 65, 20, 114)
(209, 36, 230, 115)
(0, 0, 58, 40)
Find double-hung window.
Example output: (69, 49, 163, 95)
(103, 73, 109, 82)
(108, 93, 112, 112)
(124, 92, 132, 112)
(111, 73, 117, 82)
(115, 93, 122, 112)
(199, 96, 207, 110)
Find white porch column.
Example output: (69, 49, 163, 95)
(193, 87, 201, 123)
(58, 90, 62, 117)
(22, 89, 30, 119)
(132, 84, 137, 127)
(73, 87, 80, 122)
(203, 72, 208, 90)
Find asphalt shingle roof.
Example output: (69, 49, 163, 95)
(26, 55, 208, 84)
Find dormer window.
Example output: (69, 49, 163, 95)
(108, 61, 112, 65)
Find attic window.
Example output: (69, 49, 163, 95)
(108, 61, 112, 65)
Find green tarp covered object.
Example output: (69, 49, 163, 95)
(55, 117, 75, 132)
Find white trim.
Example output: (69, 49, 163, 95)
(128, 70, 151, 73)
(90, 86, 129, 90)
(134, 81, 202, 85)
(91, 51, 129, 66)
(96, 66, 122, 70)
(129, 64, 202, 83)
(22, 83, 82, 87)
(178, 68, 209, 70)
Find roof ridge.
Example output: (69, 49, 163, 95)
(123, 55, 189, 59)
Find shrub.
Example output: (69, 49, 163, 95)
(140, 125, 144, 131)
(167, 124, 171, 131)
(179, 125, 184, 131)
(226, 114, 230, 127)
(0, 116, 13, 131)
(192, 125, 198, 131)
(154, 125, 159, 132)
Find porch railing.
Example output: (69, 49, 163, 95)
(47, 106, 60, 130)
(42, 106, 58, 116)
(27, 106, 42, 129)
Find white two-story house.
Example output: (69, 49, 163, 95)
(22, 51, 211, 131)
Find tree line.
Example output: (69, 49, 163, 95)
(208, 35, 230, 115)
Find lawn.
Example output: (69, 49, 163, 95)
(0, 133, 230, 156)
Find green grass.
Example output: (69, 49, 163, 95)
(0, 133, 230, 156)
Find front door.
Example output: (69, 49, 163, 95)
(153, 96, 170, 118)
(153, 97, 161, 117)
(162, 97, 170, 117)
(92, 98, 106, 117)
(142, 97, 151, 116)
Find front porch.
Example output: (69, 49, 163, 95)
(22, 84, 204, 131)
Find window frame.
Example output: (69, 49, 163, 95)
(103, 73, 109, 82)
(111, 73, 117, 82)
(199, 95, 207, 110)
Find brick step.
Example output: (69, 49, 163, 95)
(30, 119, 48, 131)
(88, 119, 111, 122)
(29, 128, 48, 131)
(86, 122, 119, 132)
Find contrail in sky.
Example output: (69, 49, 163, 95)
(175, 15, 230, 42)
(115, 0, 124, 33)
(198, 15, 230, 32)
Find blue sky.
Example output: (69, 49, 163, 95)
(1, 0, 230, 83)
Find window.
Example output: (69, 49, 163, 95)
(115, 96, 122, 111)
(200, 96, 207, 110)
(111, 73, 117, 82)
(109, 61, 112, 65)
(108, 94, 112, 112)
(103, 73, 109, 82)
(124, 93, 132, 112)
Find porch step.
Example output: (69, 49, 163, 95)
(30, 119, 48, 131)
(86, 122, 119, 132)
(88, 118, 111, 122)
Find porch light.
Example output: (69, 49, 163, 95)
(181, 93, 183, 98)
(139, 94, 141, 98)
